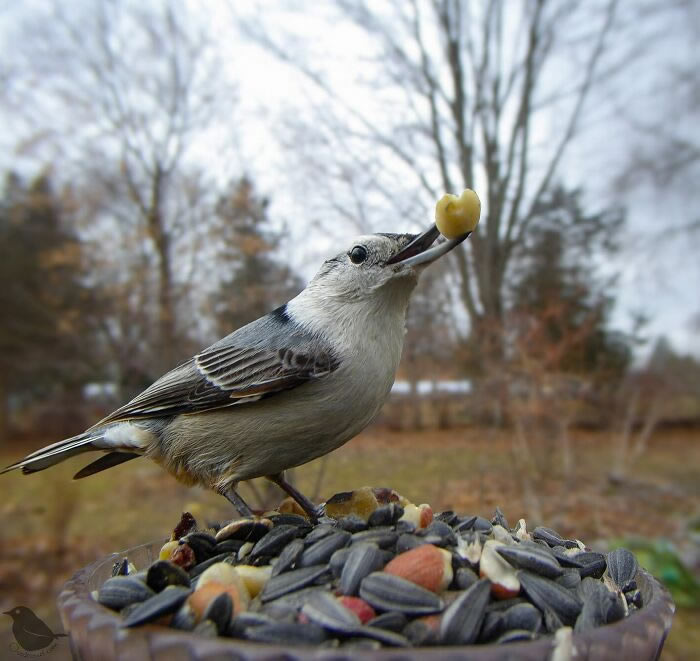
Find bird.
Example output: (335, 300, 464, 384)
(3, 606, 66, 652)
(2, 225, 470, 519)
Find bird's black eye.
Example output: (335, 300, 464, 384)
(349, 245, 368, 264)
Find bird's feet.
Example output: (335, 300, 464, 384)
(266, 473, 323, 523)
(221, 487, 255, 519)
(221, 477, 323, 523)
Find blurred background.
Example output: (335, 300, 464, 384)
(0, 1, 698, 658)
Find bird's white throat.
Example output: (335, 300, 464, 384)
(287, 276, 416, 362)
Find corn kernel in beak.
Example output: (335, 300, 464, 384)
(435, 189, 481, 239)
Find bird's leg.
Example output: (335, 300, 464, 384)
(221, 486, 255, 518)
(266, 472, 323, 522)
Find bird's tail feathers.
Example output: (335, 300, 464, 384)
(1, 431, 106, 475)
(72, 452, 139, 479)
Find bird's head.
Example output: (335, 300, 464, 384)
(308, 226, 466, 303)
(3, 606, 33, 620)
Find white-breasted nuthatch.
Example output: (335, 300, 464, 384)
(3, 225, 470, 518)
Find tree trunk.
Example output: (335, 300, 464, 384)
(146, 164, 177, 373)
(0, 374, 8, 445)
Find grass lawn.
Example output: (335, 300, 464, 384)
(0, 424, 697, 659)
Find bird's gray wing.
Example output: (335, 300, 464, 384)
(94, 308, 340, 425)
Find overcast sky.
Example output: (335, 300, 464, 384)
(211, 2, 700, 359)
(2, 0, 698, 359)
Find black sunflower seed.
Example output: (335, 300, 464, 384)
(147, 560, 191, 592)
(359, 572, 444, 616)
(339, 542, 387, 596)
(607, 547, 638, 591)
(270, 538, 305, 576)
(98, 575, 155, 610)
(439, 579, 491, 645)
(122, 586, 192, 627)
(298, 530, 351, 567)
(260, 565, 331, 602)
(250, 525, 300, 559)
(519, 571, 583, 626)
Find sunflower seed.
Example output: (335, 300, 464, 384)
(575, 551, 607, 579)
(261, 586, 330, 613)
(496, 545, 564, 578)
(98, 575, 155, 610)
(556, 569, 582, 590)
(606, 548, 638, 591)
(473, 517, 494, 534)
(518, 571, 583, 626)
(301, 592, 361, 633)
(122, 586, 192, 627)
(417, 521, 457, 547)
(439, 578, 491, 645)
(366, 611, 408, 632)
(228, 612, 277, 638)
(478, 612, 503, 642)
(403, 618, 440, 646)
(214, 539, 245, 555)
(268, 513, 312, 532)
(394, 519, 417, 534)
(356, 626, 411, 647)
(496, 629, 536, 644)
(202, 592, 233, 634)
(250, 525, 300, 559)
(436, 510, 459, 526)
(177, 533, 216, 564)
(574, 579, 625, 632)
(550, 547, 584, 568)
(339, 543, 387, 596)
(502, 602, 543, 633)
(454, 566, 479, 590)
(337, 515, 367, 533)
(396, 533, 427, 554)
(303, 524, 337, 546)
(299, 530, 351, 567)
(270, 538, 305, 576)
(491, 507, 509, 530)
(146, 560, 191, 592)
(260, 565, 331, 602)
(532, 526, 565, 547)
(359, 572, 444, 615)
(351, 527, 399, 549)
(453, 515, 478, 533)
(368, 503, 404, 527)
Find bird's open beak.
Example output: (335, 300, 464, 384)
(386, 224, 471, 267)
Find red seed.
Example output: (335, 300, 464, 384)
(337, 596, 376, 624)
(169, 543, 196, 570)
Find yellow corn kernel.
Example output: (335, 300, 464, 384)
(435, 189, 481, 239)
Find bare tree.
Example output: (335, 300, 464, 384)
(8, 0, 237, 377)
(614, 1, 700, 231)
(241, 0, 622, 366)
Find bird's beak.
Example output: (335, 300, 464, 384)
(386, 224, 470, 267)
(2, 610, 10, 615)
